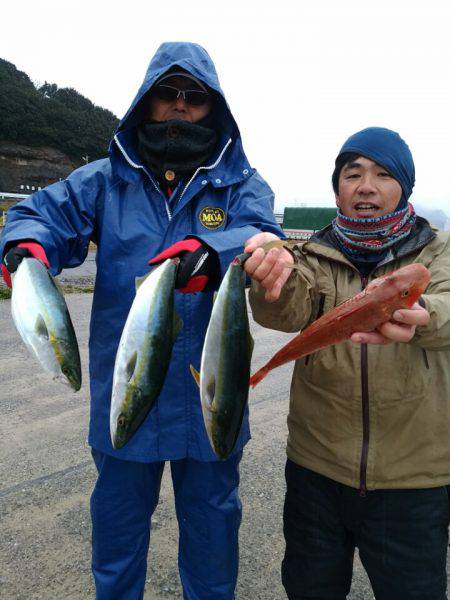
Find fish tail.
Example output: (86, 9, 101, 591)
(249, 365, 270, 388)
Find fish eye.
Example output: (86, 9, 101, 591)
(62, 365, 69, 375)
(401, 289, 410, 297)
(118, 415, 126, 427)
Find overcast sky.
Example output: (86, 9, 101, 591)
(2, 0, 450, 214)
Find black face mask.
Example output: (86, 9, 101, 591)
(136, 115, 218, 187)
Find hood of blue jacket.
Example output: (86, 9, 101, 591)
(111, 42, 250, 184)
(118, 41, 238, 135)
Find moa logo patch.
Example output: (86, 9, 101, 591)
(198, 207, 225, 230)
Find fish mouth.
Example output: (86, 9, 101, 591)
(65, 369, 82, 391)
(112, 432, 127, 449)
(110, 414, 129, 449)
(69, 378, 82, 392)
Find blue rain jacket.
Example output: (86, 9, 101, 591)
(1, 42, 283, 462)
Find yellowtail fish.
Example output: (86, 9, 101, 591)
(110, 258, 183, 449)
(11, 258, 81, 391)
(191, 255, 253, 459)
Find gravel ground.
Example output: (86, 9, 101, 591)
(0, 256, 448, 599)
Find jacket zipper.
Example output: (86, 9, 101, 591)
(178, 138, 232, 202)
(165, 139, 230, 216)
(359, 275, 369, 496)
(156, 138, 230, 218)
(114, 134, 232, 221)
(113, 134, 172, 221)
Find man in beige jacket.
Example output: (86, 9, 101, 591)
(244, 127, 450, 599)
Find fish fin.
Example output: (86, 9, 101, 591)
(135, 273, 149, 290)
(283, 262, 304, 271)
(35, 314, 49, 340)
(190, 365, 200, 388)
(125, 351, 138, 381)
(173, 311, 183, 340)
(206, 375, 216, 408)
(262, 240, 289, 252)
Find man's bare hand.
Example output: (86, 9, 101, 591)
(244, 231, 282, 253)
(350, 302, 430, 345)
(244, 233, 294, 302)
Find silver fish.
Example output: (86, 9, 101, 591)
(11, 257, 81, 391)
(191, 256, 253, 459)
(110, 258, 183, 449)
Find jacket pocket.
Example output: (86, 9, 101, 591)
(375, 344, 431, 406)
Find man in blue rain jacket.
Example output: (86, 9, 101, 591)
(1, 42, 283, 599)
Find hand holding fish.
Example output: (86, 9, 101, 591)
(244, 232, 294, 302)
(249, 263, 431, 388)
(149, 239, 217, 292)
(350, 301, 430, 344)
(2, 241, 50, 288)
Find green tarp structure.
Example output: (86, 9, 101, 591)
(282, 207, 337, 239)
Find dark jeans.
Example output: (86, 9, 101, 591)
(282, 460, 450, 600)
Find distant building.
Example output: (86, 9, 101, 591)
(274, 212, 283, 225)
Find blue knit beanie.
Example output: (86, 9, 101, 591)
(337, 127, 415, 207)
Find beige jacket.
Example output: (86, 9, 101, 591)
(249, 219, 450, 490)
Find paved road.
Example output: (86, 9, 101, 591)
(0, 293, 448, 599)
(57, 251, 97, 284)
(0, 251, 97, 289)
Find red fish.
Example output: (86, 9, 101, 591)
(250, 263, 430, 388)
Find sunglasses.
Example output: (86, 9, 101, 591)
(153, 84, 210, 107)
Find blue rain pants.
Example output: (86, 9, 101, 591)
(90, 449, 242, 600)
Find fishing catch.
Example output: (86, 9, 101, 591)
(110, 258, 183, 449)
(250, 262, 431, 387)
(11, 257, 82, 391)
(191, 255, 253, 460)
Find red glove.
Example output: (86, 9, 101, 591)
(149, 239, 217, 293)
(1, 242, 50, 288)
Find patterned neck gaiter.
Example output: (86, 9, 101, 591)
(332, 202, 416, 263)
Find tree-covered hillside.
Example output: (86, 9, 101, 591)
(0, 59, 119, 164)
